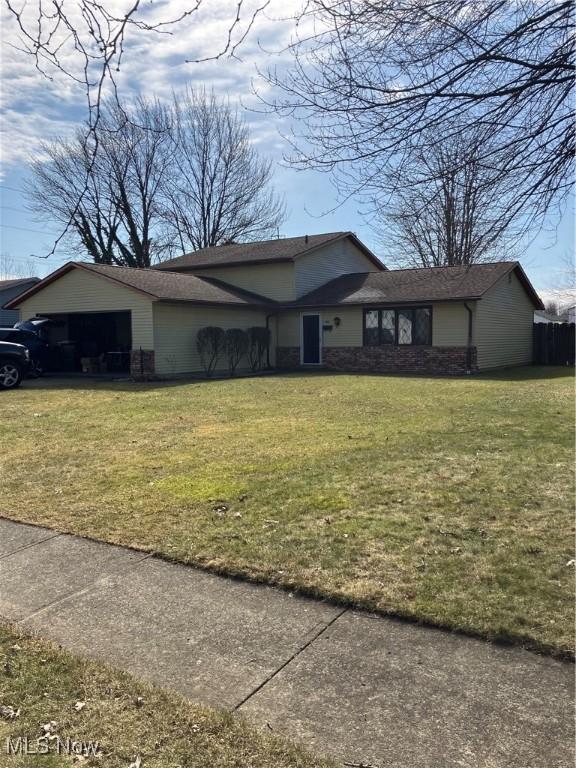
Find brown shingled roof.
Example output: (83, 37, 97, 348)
(4, 262, 275, 309)
(292, 262, 544, 309)
(154, 232, 384, 271)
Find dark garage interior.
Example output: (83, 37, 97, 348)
(40, 311, 132, 373)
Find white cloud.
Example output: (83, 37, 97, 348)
(0, 0, 304, 172)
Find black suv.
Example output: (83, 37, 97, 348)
(0, 328, 50, 376)
(0, 341, 30, 390)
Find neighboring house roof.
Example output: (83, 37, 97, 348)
(0, 277, 40, 291)
(4, 262, 276, 309)
(154, 232, 385, 271)
(292, 262, 544, 309)
(0, 278, 41, 316)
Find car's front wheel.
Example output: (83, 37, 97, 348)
(0, 360, 23, 390)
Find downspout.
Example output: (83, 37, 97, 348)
(265, 313, 276, 370)
(464, 302, 474, 374)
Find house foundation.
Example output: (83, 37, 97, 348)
(277, 346, 477, 375)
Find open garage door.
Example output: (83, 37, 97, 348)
(40, 311, 132, 373)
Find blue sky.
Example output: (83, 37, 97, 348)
(1, 0, 574, 303)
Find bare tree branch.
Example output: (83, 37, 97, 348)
(375, 130, 529, 267)
(4, 0, 269, 257)
(162, 87, 285, 250)
(26, 88, 285, 265)
(261, 0, 574, 234)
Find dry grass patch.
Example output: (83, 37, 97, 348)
(0, 368, 574, 655)
(0, 624, 333, 767)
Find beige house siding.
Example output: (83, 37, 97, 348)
(432, 302, 473, 347)
(12, 268, 155, 349)
(153, 303, 273, 375)
(278, 308, 363, 348)
(189, 263, 295, 302)
(295, 239, 381, 298)
(475, 270, 534, 370)
(278, 303, 472, 350)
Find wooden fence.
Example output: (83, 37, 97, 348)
(533, 323, 575, 365)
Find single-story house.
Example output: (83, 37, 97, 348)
(0, 277, 40, 325)
(3, 232, 544, 377)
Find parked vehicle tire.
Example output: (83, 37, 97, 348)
(0, 359, 23, 390)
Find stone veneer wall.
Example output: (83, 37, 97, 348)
(277, 346, 477, 375)
(130, 349, 156, 379)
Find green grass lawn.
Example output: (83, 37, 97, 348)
(0, 623, 333, 767)
(1, 368, 573, 655)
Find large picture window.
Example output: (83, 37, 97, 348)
(363, 307, 432, 346)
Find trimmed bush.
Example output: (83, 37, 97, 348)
(247, 326, 271, 372)
(196, 326, 225, 377)
(225, 328, 249, 376)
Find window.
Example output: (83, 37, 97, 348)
(363, 307, 432, 346)
(364, 310, 380, 346)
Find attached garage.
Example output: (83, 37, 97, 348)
(39, 311, 132, 372)
(5, 262, 274, 378)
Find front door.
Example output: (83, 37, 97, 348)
(301, 313, 321, 365)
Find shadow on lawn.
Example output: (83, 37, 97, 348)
(17, 365, 574, 392)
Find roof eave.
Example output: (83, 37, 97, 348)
(155, 298, 273, 308)
(287, 295, 483, 310)
(512, 263, 545, 310)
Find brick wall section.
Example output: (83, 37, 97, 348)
(130, 349, 156, 379)
(277, 346, 477, 375)
(276, 347, 301, 369)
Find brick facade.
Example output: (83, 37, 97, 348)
(277, 345, 477, 375)
(130, 349, 156, 379)
(276, 347, 301, 369)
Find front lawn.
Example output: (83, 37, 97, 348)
(1, 368, 573, 655)
(0, 623, 333, 767)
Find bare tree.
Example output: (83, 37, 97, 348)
(163, 88, 285, 250)
(4, 0, 269, 257)
(27, 89, 285, 265)
(545, 300, 559, 316)
(377, 132, 524, 267)
(265, 0, 574, 232)
(0, 253, 38, 280)
(27, 97, 175, 267)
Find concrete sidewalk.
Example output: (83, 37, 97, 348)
(0, 517, 573, 768)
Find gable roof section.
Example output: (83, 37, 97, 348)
(293, 262, 544, 309)
(153, 232, 385, 271)
(4, 262, 276, 309)
(6, 259, 544, 312)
